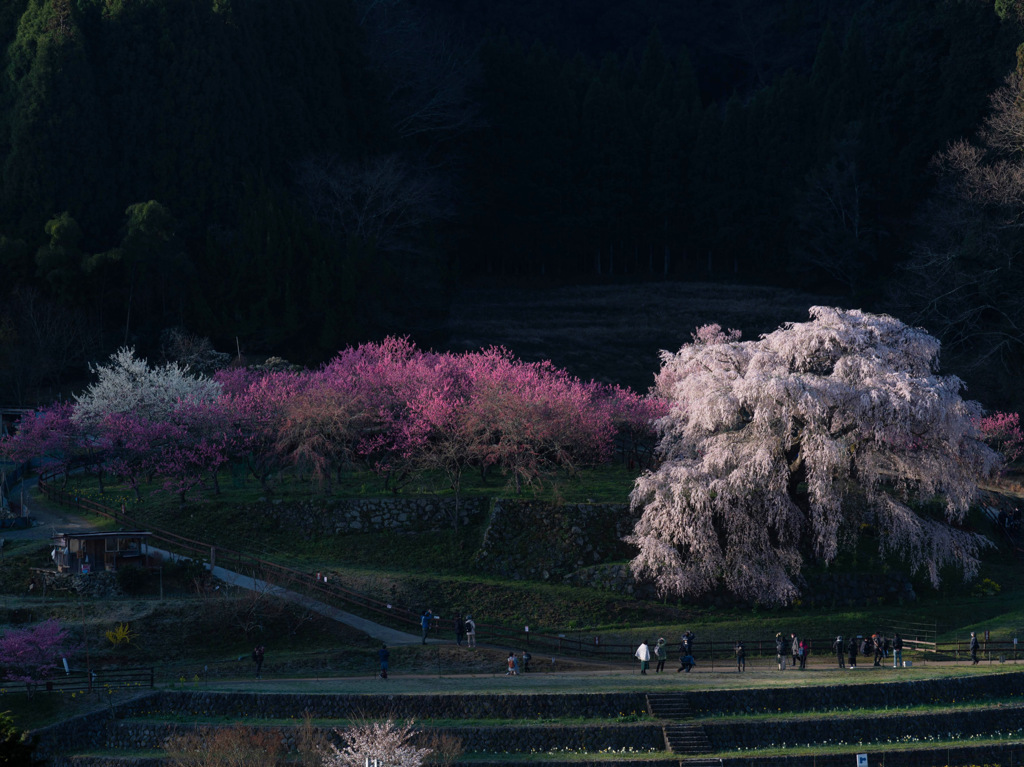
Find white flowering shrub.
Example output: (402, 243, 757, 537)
(322, 719, 431, 767)
(73, 347, 221, 426)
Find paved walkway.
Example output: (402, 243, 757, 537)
(1, 475, 102, 541)
(3, 478, 424, 645)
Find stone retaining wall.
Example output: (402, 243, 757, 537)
(35, 673, 1024, 764)
(52, 745, 1024, 767)
(704, 703, 1024, 750)
(111, 690, 648, 720)
(255, 495, 490, 535)
(474, 500, 638, 584)
(99, 720, 662, 754)
(35, 707, 121, 760)
(686, 670, 1024, 715)
(462, 745, 1024, 767)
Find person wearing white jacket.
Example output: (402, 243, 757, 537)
(635, 641, 651, 674)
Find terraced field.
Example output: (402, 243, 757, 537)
(34, 668, 1024, 767)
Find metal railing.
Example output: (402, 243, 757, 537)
(24, 666, 154, 695)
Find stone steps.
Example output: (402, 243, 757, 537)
(647, 691, 693, 718)
(664, 723, 712, 755)
(647, 692, 711, 755)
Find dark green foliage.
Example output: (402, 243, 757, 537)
(0, 710, 42, 766)
(0, 0, 384, 368)
(116, 563, 150, 595)
(0, 0, 1020, 402)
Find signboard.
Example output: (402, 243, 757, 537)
(856, 754, 868, 767)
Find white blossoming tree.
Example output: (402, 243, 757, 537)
(629, 307, 1001, 605)
(323, 719, 430, 767)
(73, 347, 221, 427)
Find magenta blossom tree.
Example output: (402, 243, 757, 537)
(0, 402, 77, 487)
(0, 619, 74, 686)
(980, 411, 1024, 465)
(630, 307, 1001, 606)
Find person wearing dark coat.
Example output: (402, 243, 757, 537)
(970, 632, 980, 665)
(833, 636, 845, 668)
(848, 636, 858, 668)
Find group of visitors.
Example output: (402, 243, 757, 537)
(831, 632, 905, 668)
(419, 609, 478, 648)
(773, 632, 811, 670)
(505, 650, 532, 675)
(635, 631, 697, 674)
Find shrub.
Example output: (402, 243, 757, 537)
(117, 564, 151, 595)
(971, 577, 1002, 598)
(164, 726, 283, 767)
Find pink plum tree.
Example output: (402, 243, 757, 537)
(630, 307, 1001, 605)
(0, 619, 74, 686)
(980, 411, 1024, 465)
(0, 402, 77, 487)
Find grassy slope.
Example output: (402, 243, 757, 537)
(44, 465, 1024, 645)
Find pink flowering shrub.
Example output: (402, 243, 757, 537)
(980, 411, 1024, 464)
(2, 338, 662, 501)
(0, 619, 74, 684)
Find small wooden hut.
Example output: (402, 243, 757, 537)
(51, 531, 153, 573)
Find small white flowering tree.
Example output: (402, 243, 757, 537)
(323, 719, 430, 767)
(629, 307, 1000, 605)
(73, 347, 221, 427)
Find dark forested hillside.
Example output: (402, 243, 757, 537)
(0, 0, 1021, 409)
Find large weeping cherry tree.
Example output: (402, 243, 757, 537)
(628, 307, 1001, 606)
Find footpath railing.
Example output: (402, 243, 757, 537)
(34, 468, 1024, 668)
(22, 666, 154, 696)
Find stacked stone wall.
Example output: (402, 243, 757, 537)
(474, 500, 638, 585)
(252, 496, 490, 536)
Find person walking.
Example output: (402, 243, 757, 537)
(635, 640, 651, 675)
(873, 633, 884, 667)
(420, 610, 433, 644)
(833, 636, 845, 668)
(455, 613, 466, 646)
(378, 644, 390, 679)
(654, 638, 667, 673)
(506, 651, 518, 675)
(775, 633, 786, 671)
(847, 636, 858, 669)
(735, 639, 746, 672)
(970, 631, 980, 665)
(799, 638, 808, 670)
(521, 650, 532, 672)
(893, 633, 903, 668)
(465, 615, 477, 648)
(791, 633, 801, 668)
(252, 645, 265, 679)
